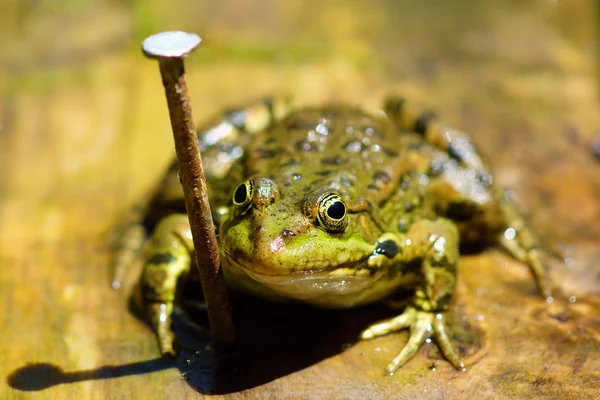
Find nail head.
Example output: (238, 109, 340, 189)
(142, 31, 202, 59)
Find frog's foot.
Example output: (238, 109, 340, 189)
(497, 191, 554, 300)
(360, 306, 465, 374)
(499, 232, 553, 300)
(147, 302, 176, 356)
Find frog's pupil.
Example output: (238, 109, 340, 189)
(234, 184, 247, 204)
(327, 201, 345, 219)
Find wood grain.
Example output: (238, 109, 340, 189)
(1, 1, 599, 399)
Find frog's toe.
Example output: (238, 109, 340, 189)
(361, 307, 465, 373)
(147, 302, 176, 357)
(384, 310, 433, 374)
(360, 306, 417, 340)
(526, 248, 554, 301)
(157, 326, 176, 357)
(498, 228, 554, 300)
(432, 312, 465, 371)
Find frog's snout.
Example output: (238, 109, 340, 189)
(251, 177, 281, 211)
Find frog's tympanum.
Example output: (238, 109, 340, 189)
(113, 97, 552, 374)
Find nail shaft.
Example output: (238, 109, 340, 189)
(143, 32, 235, 348)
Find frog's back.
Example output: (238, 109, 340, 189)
(241, 107, 411, 207)
(142, 106, 415, 230)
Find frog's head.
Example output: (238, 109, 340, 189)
(219, 177, 391, 303)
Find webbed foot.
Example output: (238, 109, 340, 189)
(361, 306, 465, 374)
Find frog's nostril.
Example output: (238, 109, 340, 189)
(282, 229, 296, 237)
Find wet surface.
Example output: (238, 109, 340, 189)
(1, 0, 599, 398)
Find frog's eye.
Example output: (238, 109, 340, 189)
(317, 193, 348, 233)
(232, 180, 254, 213)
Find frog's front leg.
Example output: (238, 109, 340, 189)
(140, 213, 193, 356)
(386, 95, 553, 298)
(362, 218, 464, 374)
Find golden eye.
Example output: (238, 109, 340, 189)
(232, 180, 254, 213)
(317, 192, 348, 233)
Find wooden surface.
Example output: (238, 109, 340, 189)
(1, 1, 599, 399)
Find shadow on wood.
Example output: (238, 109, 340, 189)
(7, 358, 173, 392)
(179, 289, 394, 394)
(5, 288, 393, 395)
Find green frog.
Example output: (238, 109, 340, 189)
(112, 96, 552, 374)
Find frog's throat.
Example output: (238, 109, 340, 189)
(222, 252, 396, 304)
(225, 254, 387, 290)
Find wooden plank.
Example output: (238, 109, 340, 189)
(1, 1, 599, 399)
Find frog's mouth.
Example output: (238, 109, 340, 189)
(221, 251, 403, 307)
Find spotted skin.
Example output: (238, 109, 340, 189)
(113, 95, 552, 373)
(384, 95, 551, 298)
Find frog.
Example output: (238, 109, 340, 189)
(112, 95, 552, 374)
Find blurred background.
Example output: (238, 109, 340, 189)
(0, 0, 599, 398)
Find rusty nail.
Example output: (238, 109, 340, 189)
(142, 31, 235, 348)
